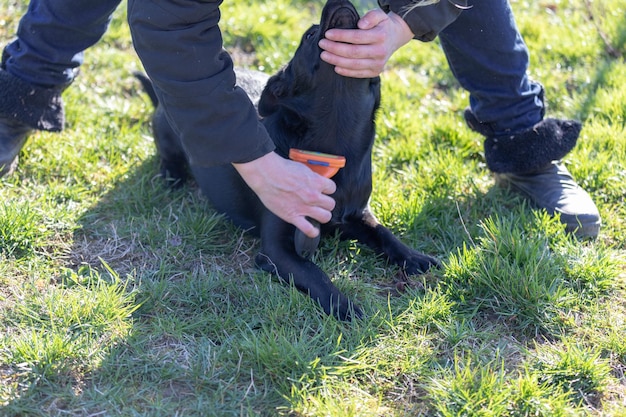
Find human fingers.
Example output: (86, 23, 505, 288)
(299, 184, 336, 218)
(233, 153, 336, 236)
(322, 27, 385, 50)
(320, 52, 384, 78)
(291, 203, 336, 238)
(320, 41, 387, 78)
(319, 33, 388, 78)
(320, 11, 414, 78)
(323, 9, 389, 43)
(277, 165, 336, 237)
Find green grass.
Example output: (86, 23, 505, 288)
(1, 0, 625, 415)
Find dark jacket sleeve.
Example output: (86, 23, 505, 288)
(377, 0, 468, 41)
(127, 0, 275, 167)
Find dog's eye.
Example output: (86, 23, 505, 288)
(305, 28, 317, 40)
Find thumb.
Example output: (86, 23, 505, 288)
(358, 9, 389, 30)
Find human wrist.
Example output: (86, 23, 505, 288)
(388, 11, 415, 48)
(232, 151, 278, 188)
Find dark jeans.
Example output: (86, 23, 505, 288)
(2, 0, 121, 88)
(2, 0, 543, 135)
(439, 0, 544, 135)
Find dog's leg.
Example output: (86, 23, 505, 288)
(338, 208, 441, 275)
(255, 211, 362, 321)
(152, 106, 189, 186)
(135, 72, 189, 186)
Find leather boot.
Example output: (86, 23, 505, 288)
(0, 117, 32, 177)
(495, 162, 601, 238)
(465, 109, 601, 238)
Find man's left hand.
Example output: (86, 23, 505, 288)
(319, 9, 414, 78)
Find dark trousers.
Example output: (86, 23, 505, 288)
(2, 0, 544, 137)
(2, 0, 121, 88)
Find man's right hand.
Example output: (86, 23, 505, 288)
(233, 152, 337, 238)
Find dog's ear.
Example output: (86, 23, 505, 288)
(258, 69, 290, 117)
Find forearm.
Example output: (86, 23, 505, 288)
(127, 0, 275, 167)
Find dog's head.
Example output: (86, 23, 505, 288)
(258, 0, 381, 149)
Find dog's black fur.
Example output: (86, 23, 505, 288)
(137, 0, 440, 320)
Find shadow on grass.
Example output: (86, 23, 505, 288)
(3, 134, 618, 416)
(1, 157, 285, 415)
(4, 137, 587, 416)
(1, 147, 488, 415)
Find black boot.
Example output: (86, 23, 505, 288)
(0, 68, 65, 177)
(465, 109, 601, 239)
(0, 116, 31, 177)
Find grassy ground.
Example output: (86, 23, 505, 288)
(1, 0, 625, 415)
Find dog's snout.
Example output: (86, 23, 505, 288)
(329, 7, 359, 29)
(321, 0, 359, 32)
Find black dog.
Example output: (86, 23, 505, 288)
(136, 0, 440, 320)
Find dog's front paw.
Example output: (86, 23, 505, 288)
(255, 252, 279, 275)
(160, 159, 189, 188)
(254, 252, 363, 321)
(323, 294, 364, 322)
(402, 252, 441, 276)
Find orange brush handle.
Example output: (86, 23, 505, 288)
(289, 148, 346, 178)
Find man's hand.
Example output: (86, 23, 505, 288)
(233, 152, 336, 238)
(319, 9, 414, 78)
